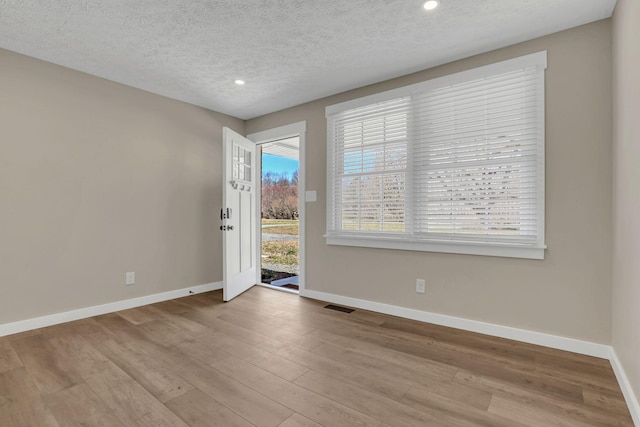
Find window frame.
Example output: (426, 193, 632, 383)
(325, 51, 547, 260)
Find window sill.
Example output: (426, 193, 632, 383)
(325, 235, 545, 260)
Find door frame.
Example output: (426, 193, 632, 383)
(247, 121, 307, 294)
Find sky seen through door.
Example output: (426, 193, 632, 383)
(262, 153, 299, 177)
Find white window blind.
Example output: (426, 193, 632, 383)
(326, 52, 546, 259)
(328, 97, 410, 234)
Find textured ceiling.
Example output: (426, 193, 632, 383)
(0, 0, 616, 119)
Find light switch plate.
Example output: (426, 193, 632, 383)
(305, 190, 317, 202)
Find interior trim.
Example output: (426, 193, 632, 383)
(0, 281, 222, 337)
(300, 288, 609, 357)
(248, 120, 307, 293)
(326, 235, 545, 260)
(300, 288, 640, 424)
(610, 348, 640, 426)
(1, 283, 635, 424)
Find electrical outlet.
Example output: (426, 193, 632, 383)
(416, 278, 426, 294)
(126, 272, 135, 286)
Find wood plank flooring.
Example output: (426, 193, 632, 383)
(0, 287, 633, 426)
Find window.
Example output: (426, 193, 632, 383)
(326, 52, 546, 259)
(232, 144, 252, 182)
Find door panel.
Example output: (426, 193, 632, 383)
(222, 128, 257, 301)
(240, 191, 253, 271)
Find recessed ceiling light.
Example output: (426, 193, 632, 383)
(234, 79, 245, 85)
(423, 0, 439, 10)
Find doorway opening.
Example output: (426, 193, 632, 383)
(259, 137, 300, 292)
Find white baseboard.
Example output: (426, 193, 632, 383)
(610, 349, 640, 426)
(300, 289, 611, 359)
(300, 289, 640, 424)
(1, 283, 637, 424)
(0, 281, 222, 337)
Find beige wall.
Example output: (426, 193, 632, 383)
(0, 48, 244, 325)
(247, 20, 613, 344)
(0, 20, 617, 347)
(612, 0, 640, 405)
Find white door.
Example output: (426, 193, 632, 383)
(222, 128, 257, 301)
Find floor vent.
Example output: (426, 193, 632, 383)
(324, 304, 355, 313)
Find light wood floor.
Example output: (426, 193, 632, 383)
(0, 287, 633, 426)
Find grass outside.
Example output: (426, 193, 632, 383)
(263, 225, 299, 235)
(261, 219, 299, 235)
(261, 219, 299, 267)
(262, 219, 298, 226)
(261, 240, 299, 265)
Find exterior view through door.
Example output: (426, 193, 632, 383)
(260, 137, 300, 291)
